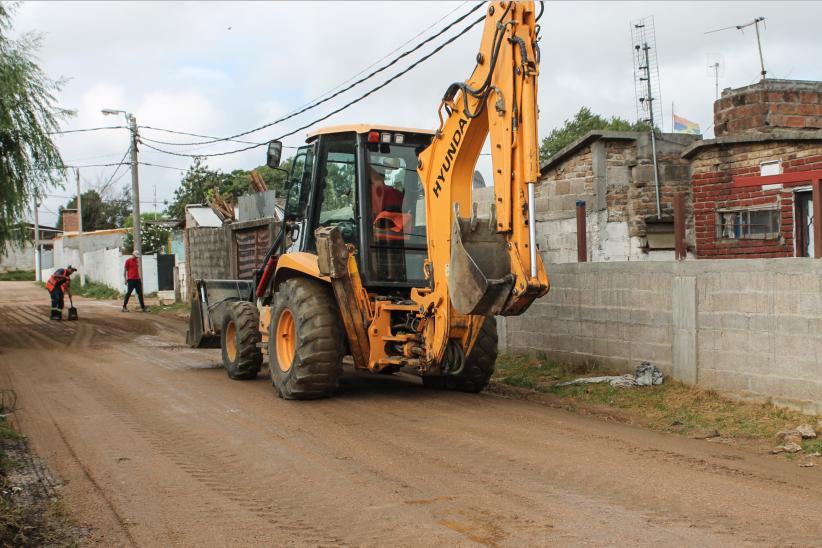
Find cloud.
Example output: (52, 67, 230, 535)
(14, 0, 822, 225)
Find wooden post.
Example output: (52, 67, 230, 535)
(674, 192, 686, 260)
(576, 200, 587, 263)
(813, 178, 822, 259)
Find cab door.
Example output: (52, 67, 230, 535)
(282, 143, 316, 253)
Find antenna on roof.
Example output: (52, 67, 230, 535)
(706, 53, 726, 100)
(630, 16, 663, 219)
(631, 16, 663, 130)
(706, 17, 767, 80)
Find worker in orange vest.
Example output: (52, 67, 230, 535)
(45, 266, 76, 320)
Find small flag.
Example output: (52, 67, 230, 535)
(673, 114, 700, 135)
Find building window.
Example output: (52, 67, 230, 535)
(716, 208, 780, 240)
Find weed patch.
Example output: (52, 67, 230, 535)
(494, 353, 813, 442)
(0, 270, 34, 281)
(802, 438, 822, 454)
(71, 281, 120, 300)
(149, 300, 189, 315)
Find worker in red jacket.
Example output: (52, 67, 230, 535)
(45, 265, 76, 320)
(122, 251, 147, 312)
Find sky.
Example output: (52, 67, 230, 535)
(12, 1, 822, 227)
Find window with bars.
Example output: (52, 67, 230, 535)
(716, 208, 780, 240)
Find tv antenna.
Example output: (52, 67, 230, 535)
(706, 17, 767, 80)
(706, 53, 726, 100)
(630, 16, 663, 219)
(631, 16, 663, 130)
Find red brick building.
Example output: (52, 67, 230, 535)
(684, 80, 822, 259)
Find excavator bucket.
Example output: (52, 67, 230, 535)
(448, 206, 515, 316)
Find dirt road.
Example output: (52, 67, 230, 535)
(1, 281, 821, 546)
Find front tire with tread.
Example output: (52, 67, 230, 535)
(269, 278, 344, 400)
(221, 301, 262, 380)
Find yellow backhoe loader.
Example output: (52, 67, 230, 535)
(189, 0, 550, 399)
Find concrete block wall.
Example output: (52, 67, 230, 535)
(507, 261, 675, 373)
(506, 258, 822, 414)
(188, 227, 231, 281)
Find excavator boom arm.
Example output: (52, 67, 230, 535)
(413, 0, 549, 364)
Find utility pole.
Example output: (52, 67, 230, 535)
(710, 62, 720, 100)
(128, 113, 142, 276)
(33, 197, 41, 282)
(126, 114, 143, 268)
(76, 168, 85, 286)
(103, 108, 142, 278)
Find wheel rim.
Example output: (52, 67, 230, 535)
(226, 320, 237, 361)
(276, 309, 295, 372)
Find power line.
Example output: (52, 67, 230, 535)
(139, 10, 487, 159)
(140, 2, 486, 151)
(308, 2, 468, 102)
(138, 127, 267, 147)
(138, 162, 188, 172)
(98, 148, 132, 193)
(58, 162, 128, 169)
(63, 151, 132, 163)
(48, 125, 126, 135)
(140, 2, 469, 149)
(44, 193, 164, 206)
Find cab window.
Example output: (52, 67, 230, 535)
(316, 133, 357, 244)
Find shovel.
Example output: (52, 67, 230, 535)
(67, 295, 78, 321)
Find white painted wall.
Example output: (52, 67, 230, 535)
(0, 243, 35, 273)
(43, 245, 159, 295)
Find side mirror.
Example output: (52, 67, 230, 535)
(266, 140, 283, 168)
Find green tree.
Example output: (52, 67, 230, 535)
(165, 158, 226, 220)
(166, 156, 293, 220)
(56, 185, 132, 232)
(540, 107, 651, 162)
(0, 3, 72, 251)
(122, 213, 170, 255)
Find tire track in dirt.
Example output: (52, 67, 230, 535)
(54, 357, 351, 546)
(4, 282, 822, 546)
(49, 417, 139, 547)
(313, 390, 816, 544)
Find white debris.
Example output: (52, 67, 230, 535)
(796, 424, 817, 439)
(555, 362, 664, 389)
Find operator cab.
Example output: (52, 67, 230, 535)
(269, 125, 434, 291)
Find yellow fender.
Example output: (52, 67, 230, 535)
(272, 252, 330, 290)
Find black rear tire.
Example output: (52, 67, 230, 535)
(221, 301, 262, 380)
(269, 278, 344, 400)
(422, 317, 498, 393)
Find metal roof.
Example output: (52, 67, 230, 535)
(305, 124, 434, 141)
(186, 205, 223, 228)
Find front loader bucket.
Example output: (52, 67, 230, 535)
(186, 279, 254, 348)
(448, 212, 514, 316)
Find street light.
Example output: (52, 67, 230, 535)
(102, 108, 142, 275)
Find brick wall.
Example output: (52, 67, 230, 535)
(62, 210, 79, 233)
(714, 80, 822, 136)
(537, 132, 696, 263)
(690, 140, 822, 258)
(506, 259, 822, 415)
